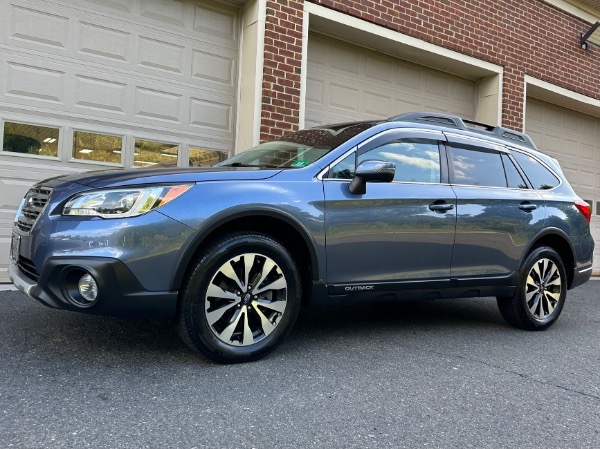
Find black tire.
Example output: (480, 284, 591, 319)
(177, 232, 302, 363)
(497, 246, 566, 331)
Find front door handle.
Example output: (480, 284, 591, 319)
(519, 202, 538, 212)
(429, 201, 454, 212)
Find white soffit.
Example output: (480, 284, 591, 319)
(554, 0, 600, 22)
(304, 2, 502, 81)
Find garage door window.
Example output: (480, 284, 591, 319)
(3, 122, 59, 157)
(72, 131, 123, 164)
(134, 139, 178, 168)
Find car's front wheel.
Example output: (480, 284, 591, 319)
(177, 232, 302, 363)
(497, 246, 566, 331)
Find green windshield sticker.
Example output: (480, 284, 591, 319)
(291, 160, 310, 167)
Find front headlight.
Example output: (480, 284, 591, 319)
(63, 185, 192, 218)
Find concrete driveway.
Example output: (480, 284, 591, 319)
(1, 281, 599, 448)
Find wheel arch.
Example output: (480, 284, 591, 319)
(524, 228, 576, 289)
(171, 207, 320, 303)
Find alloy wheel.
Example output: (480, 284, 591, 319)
(525, 257, 562, 321)
(204, 253, 288, 346)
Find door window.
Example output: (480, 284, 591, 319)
(328, 137, 442, 183)
(449, 146, 506, 187)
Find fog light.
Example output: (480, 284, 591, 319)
(78, 273, 98, 303)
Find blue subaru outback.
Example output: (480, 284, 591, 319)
(9, 112, 594, 363)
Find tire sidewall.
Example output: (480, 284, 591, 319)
(181, 234, 301, 362)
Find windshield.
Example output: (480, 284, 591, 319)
(217, 122, 376, 168)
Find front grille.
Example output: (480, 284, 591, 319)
(17, 256, 40, 282)
(16, 187, 52, 233)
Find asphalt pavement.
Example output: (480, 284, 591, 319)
(1, 281, 600, 448)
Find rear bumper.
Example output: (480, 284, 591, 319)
(8, 257, 178, 319)
(570, 265, 593, 290)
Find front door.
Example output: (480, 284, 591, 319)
(323, 129, 457, 287)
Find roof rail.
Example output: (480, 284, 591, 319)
(387, 112, 537, 150)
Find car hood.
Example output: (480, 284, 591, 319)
(40, 166, 283, 189)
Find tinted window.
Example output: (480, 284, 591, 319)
(450, 146, 506, 187)
(502, 154, 528, 189)
(358, 138, 441, 183)
(511, 151, 560, 190)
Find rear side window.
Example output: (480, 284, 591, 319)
(501, 154, 528, 189)
(449, 146, 506, 187)
(511, 151, 560, 190)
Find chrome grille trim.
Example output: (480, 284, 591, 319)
(16, 187, 52, 233)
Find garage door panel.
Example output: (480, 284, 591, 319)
(141, 0, 187, 26)
(4, 61, 66, 105)
(77, 22, 131, 62)
(306, 34, 476, 127)
(0, 0, 240, 282)
(10, 4, 70, 49)
(365, 54, 393, 82)
(526, 98, 600, 271)
(75, 75, 128, 114)
(137, 36, 186, 74)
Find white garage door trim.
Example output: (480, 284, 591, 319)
(524, 76, 600, 274)
(524, 76, 600, 122)
(300, 2, 504, 129)
(304, 33, 478, 127)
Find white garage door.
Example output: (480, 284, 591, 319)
(525, 98, 600, 271)
(305, 34, 477, 128)
(0, 0, 240, 282)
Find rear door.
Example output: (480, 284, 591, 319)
(323, 129, 457, 288)
(447, 134, 546, 279)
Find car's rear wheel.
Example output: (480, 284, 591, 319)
(177, 232, 301, 363)
(497, 246, 566, 331)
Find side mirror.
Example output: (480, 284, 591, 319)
(349, 160, 395, 195)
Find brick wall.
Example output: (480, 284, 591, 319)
(260, 0, 600, 141)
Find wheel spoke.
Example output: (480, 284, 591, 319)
(252, 258, 276, 293)
(206, 284, 239, 301)
(529, 293, 541, 316)
(544, 293, 555, 314)
(218, 309, 243, 343)
(525, 280, 539, 302)
(242, 308, 254, 346)
(251, 303, 276, 336)
(547, 276, 561, 287)
(544, 263, 558, 283)
(253, 298, 286, 314)
(545, 290, 560, 302)
(206, 298, 240, 326)
(243, 254, 255, 289)
(531, 262, 543, 284)
(254, 276, 287, 295)
(219, 260, 244, 290)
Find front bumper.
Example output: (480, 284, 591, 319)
(9, 257, 178, 319)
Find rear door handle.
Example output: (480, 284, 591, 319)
(519, 202, 538, 212)
(429, 201, 454, 212)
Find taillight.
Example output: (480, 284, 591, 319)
(574, 200, 592, 224)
